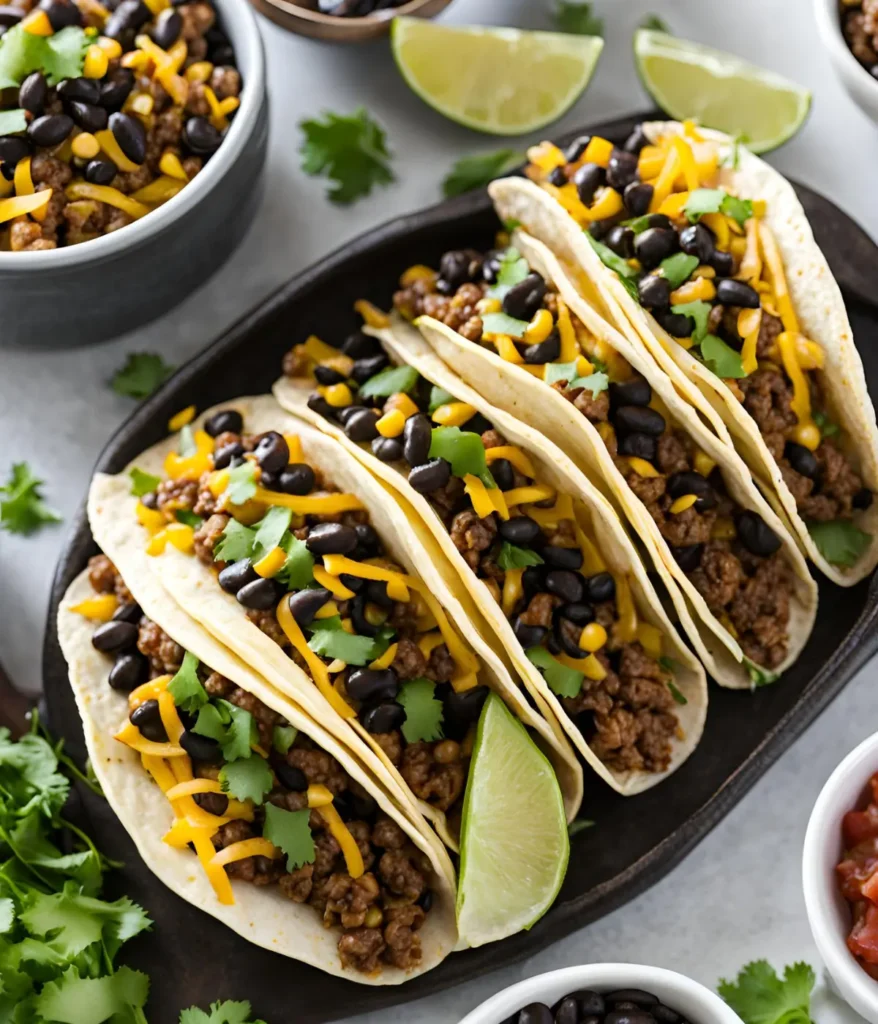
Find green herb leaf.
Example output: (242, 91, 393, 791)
(497, 542, 544, 570)
(0, 462, 60, 536)
(358, 364, 419, 400)
(226, 461, 258, 505)
(575, 371, 609, 398)
(307, 620, 377, 666)
(110, 351, 174, 399)
(525, 646, 583, 699)
(683, 187, 725, 222)
(34, 964, 150, 1024)
(167, 651, 208, 713)
(276, 533, 315, 590)
(299, 107, 394, 205)
(721, 134, 750, 170)
(671, 300, 712, 342)
(554, 0, 603, 35)
(722, 193, 754, 227)
(744, 658, 780, 688)
(428, 385, 456, 413)
(214, 518, 256, 563)
(178, 424, 197, 458)
(442, 149, 522, 197)
(272, 724, 297, 755)
(488, 246, 530, 299)
(699, 334, 746, 379)
(482, 311, 529, 339)
(219, 756, 274, 806)
(623, 214, 652, 234)
(504, 217, 522, 232)
(398, 678, 444, 743)
(807, 519, 871, 568)
(0, 24, 89, 89)
(813, 410, 840, 438)
(193, 700, 256, 762)
(263, 804, 315, 872)
(129, 467, 161, 497)
(0, 108, 26, 135)
(175, 508, 204, 529)
(429, 426, 492, 485)
(252, 506, 293, 563)
(544, 361, 580, 386)
(567, 818, 595, 836)
(718, 960, 815, 1024)
(584, 231, 638, 279)
(640, 13, 670, 31)
(658, 252, 698, 289)
(180, 1000, 268, 1024)
(668, 681, 688, 705)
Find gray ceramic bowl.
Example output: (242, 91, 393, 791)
(1, 0, 267, 349)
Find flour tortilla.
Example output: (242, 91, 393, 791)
(275, 329, 708, 793)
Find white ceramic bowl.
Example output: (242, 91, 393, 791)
(803, 731, 878, 1023)
(458, 964, 744, 1024)
(813, 0, 878, 123)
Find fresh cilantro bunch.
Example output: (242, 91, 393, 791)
(180, 1001, 267, 1024)
(111, 352, 175, 399)
(299, 108, 394, 205)
(0, 463, 60, 536)
(718, 960, 816, 1024)
(554, 1, 603, 36)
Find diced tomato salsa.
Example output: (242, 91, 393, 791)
(837, 772, 878, 979)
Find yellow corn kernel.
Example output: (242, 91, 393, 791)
(71, 132, 100, 160)
(627, 457, 660, 478)
(364, 603, 387, 627)
(23, 9, 53, 34)
(354, 300, 390, 329)
(168, 405, 196, 431)
(432, 402, 476, 427)
(364, 906, 383, 929)
(384, 393, 419, 419)
(136, 501, 165, 532)
(523, 308, 554, 346)
(165, 523, 194, 552)
(669, 494, 698, 514)
(669, 278, 716, 305)
(70, 594, 118, 621)
(376, 409, 405, 438)
(712, 517, 736, 541)
(583, 136, 613, 167)
(83, 43, 109, 78)
(96, 35, 122, 57)
(127, 92, 154, 117)
(636, 622, 663, 660)
(692, 264, 716, 279)
(253, 547, 287, 578)
(579, 622, 607, 653)
(323, 383, 353, 408)
(185, 60, 214, 83)
(476, 297, 502, 315)
(120, 49, 151, 71)
(693, 451, 716, 478)
(794, 422, 821, 451)
(399, 264, 437, 287)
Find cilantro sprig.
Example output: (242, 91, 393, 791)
(429, 426, 496, 487)
(398, 678, 444, 743)
(718, 960, 816, 1024)
(0, 24, 89, 89)
(487, 247, 530, 301)
(110, 352, 175, 399)
(180, 1000, 267, 1024)
(0, 462, 60, 536)
(263, 805, 314, 873)
(554, 0, 603, 35)
(299, 107, 394, 205)
(807, 519, 871, 568)
(442, 149, 523, 198)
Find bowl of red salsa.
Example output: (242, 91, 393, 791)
(804, 733, 878, 1023)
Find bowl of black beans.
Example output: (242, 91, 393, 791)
(0, 0, 267, 347)
(458, 965, 744, 1024)
(247, 0, 453, 44)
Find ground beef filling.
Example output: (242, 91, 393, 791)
(393, 273, 489, 343)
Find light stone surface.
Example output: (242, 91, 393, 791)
(1, 0, 876, 1019)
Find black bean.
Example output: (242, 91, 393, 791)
(606, 990, 658, 1008)
(403, 413, 432, 467)
(547, 166, 567, 187)
(338, 574, 364, 594)
(204, 408, 243, 437)
(783, 441, 818, 479)
(652, 1006, 681, 1023)
(638, 275, 671, 310)
(152, 6, 182, 47)
(490, 458, 515, 490)
(287, 588, 331, 627)
(606, 148, 639, 190)
(736, 510, 781, 556)
(180, 730, 222, 763)
(679, 223, 715, 263)
(85, 158, 117, 185)
(564, 134, 591, 162)
(573, 162, 604, 205)
(68, 100, 108, 132)
(606, 225, 635, 259)
(342, 331, 380, 359)
(92, 620, 138, 654)
(715, 278, 760, 308)
(524, 331, 561, 364)
(588, 220, 609, 241)
(618, 432, 657, 461)
(218, 558, 257, 595)
(27, 113, 73, 147)
(40, 0, 81, 29)
(854, 488, 874, 511)
(614, 405, 665, 437)
(554, 618, 585, 658)
(553, 996, 579, 1024)
(360, 701, 405, 733)
(518, 1003, 553, 1024)
(623, 125, 649, 153)
(275, 464, 314, 497)
(513, 618, 547, 648)
(583, 573, 614, 604)
(672, 542, 704, 572)
(499, 515, 541, 545)
(306, 392, 335, 419)
(99, 68, 135, 110)
(444, 685, 489, 731)
(653, 309, 695, 338)
(634, 227, 678, 269)
(351, 354, 389, 384)
(306, 522, 358, 556)
(274, 759, 308, 791)
(109, 111, 146, 164)
(18, 71, 46, 114)
(709, 249, 735, 277)
(348, 592, 378, 638)
(213, 441, 245, 470)
(439, 249, 482, 289)
(623, 181, 654, 217)
(542, 545, 583, 570)
(372, 436, 404, 462)
(482, 251, 503, 283)
(130, 699, 167, 742)
(342, 409, 379, 443)
(545, 569, 584, 603)
(521, 564, 544, 597)
(0, 136, 29, 172)
(503, 272, 547, 321)
(104, 0, 150, 39)
(647, 213, 674, 231)
(609, 377, 651, 408)
(313, 365, 345, 386)
(108, 652, 148, 691)
(210, 44, 235, 65)
(604, 1012, 656, 1024)
(112, 601, 142, 623)
(347, 668, 399, 703)
(408, 458, 451, 494)
(250, 431, 287, 474)
(416, 888, 433, 911)
(236, 578, 282, 610)
(667, 470, 715, 510)
(0, 7, 23, 26)
(183, 115, 222, 156)
(354, 524, 381, 559)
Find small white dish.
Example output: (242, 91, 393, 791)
(803, 731, 878, 1023)
(813, 0, 878, 123)
(458, 963, 744, 1024)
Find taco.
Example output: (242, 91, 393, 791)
(58, 555, 458, 982)
(496, 119, 878, 586)
(274, 321, 707, 792)
(87, 395, 581, 860)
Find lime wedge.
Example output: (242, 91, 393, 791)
(633, 29, 811, 153)
(391, 18, 604, 136)
(456, 693, 569, 946)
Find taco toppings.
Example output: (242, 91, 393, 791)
(523, 122, 872, 570)
(75, 556, 437, 974)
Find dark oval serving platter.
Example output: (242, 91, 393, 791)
(42, 112, 878, 1022)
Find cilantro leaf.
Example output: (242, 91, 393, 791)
(214, 518, 256, 563)
(575, 371, 609, 397)
(0, 24, 89, 89)
(167, 651, 208, 713)
(544, 361, 581, 386)
(272, 724, 297, 755)
(488, 246, 530, 300)
(671, 300, 712, 342)
(497, 542, 544, 570)
(358, 364, 419, 400)
(276, 533, 315, 589)
(813, 410, 840, 438)
(504, 218, 522, 232)
(718, 960, 815, 1024)
(699, 334, 746, 378)
(299, 107, 394, 205)
(34, 964, 149, 1024)
(398, 678, 444, 743)
(658, 252, 698, 289)
(745, 658, 780, 688)
(807, 519, 871, 568)
(584, 231, 639, 279)
(308, 620, 377, 666)
(482, 311, 530, 339)
(129, 467, 161, 497)
(568, 818, 595, 836)
(428, 385, 456, 413)
(429, 426, 492, 485)
(178, 423, 197, 458)
(526, 646, 583, 699)
(0, 109, 26, 135)
(263, 804, 315, 872)
(226, 461, 258, 505)
(219, 756, 274, 805)
(193, 700, 256, 762)
(252, 506, 293, 563)
(722, 193, 754, 227)
(175, 509, 203, 529)
(554, 0, 603, 35)
(110, 351, 174, 399)
(442, 149, 522, 197)
(640, 13, 670, 31)
(668, 681, 688, 705)
(180, 1000, 268, 1024)
(683, 187, 725, 222)
(0, 462, 60, 536)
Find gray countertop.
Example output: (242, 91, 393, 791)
(1, 0, 877, 1019)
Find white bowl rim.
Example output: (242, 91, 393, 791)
(457, 963, 744, 1024)
(812, 0, 878, 95)
(803, 730, 878, 1021)
(257, 0, 444, 28)
(0, 0, 265, 270)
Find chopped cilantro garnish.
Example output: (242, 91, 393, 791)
(307, 618, 378, 666)
(497, 542, 544, 570)
(226, 461, 258, 505)
(640, 12, 670, 31)
(193, 700, 256, 762)
(272, 724, 297, 755)
(482, 311, 529, 339)
(180, 1000, 267, 1024)
(807, 519, 871, 568)
(671, 300, 712, 343)
(699, 334, 746, 379)
(567, 818, 595, 836)
(668, 681, 688, 705)
(658, 252, 698, 289)
(428, 385, 456, 413)
(744, 658, 780, 688)
(34, 964, 150, 1024)
(129, 467, 161, 497)
(219, 755, 274, 805)
(263, 804, 315, 872)
(488, 247, 530, 300)
(504, 218, 522, 232)
(358, 364, 419, 399)
(175, 508, 203, 529)
(0, 24, 89, 89)
(554, 0, 603, 35)
(276, 533, 315, 589)
(683, 187, 753, 227)
(178, 424, 197, 458)
(398, 678, 444, 743)
(110, 351, 174, 399)
(718, 960, 815, 1024)
(576, 371, 609, 398)
(252, 506, 293, 563)
(442, 149, 522, 198)
(214, 518, 256, 563)
(0, 108, 26, 135)
(526, 646, 583, 699)
(299, 107, 393, 205)
(429, 426, 494, 486)
(0, 462, 60, 536)
(722, 194, 754, 227)
(813, 410, 840, 438)
(167, 651, 208, 713)
(544, 361, 580, 386)
(543, 361, 607, 395)
(623, 214, 652, 234)
(584, 232, 639, 279)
